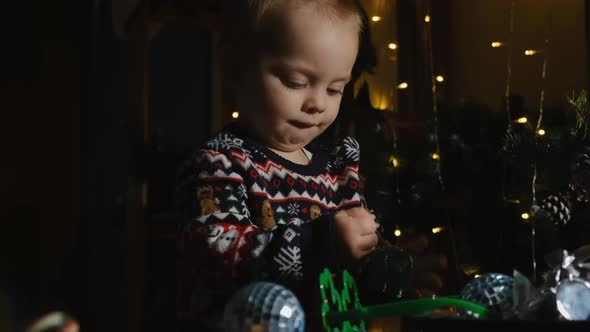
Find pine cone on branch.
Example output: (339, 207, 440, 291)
(539, 193, 572, 227)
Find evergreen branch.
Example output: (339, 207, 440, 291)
(568, 89, 590, 140)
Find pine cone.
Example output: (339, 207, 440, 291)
(566, 183, 590, 204)
(571, 147, 590, 188)
(539, 193, 572, 227)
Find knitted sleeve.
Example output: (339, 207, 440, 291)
(175, 147, 271, 318)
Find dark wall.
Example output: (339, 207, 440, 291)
(1, 0, 213, 330)
(1, 0, 87, 329)
(89, 1, 213, 331)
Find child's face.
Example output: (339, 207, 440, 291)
(238, 5, 359, 152)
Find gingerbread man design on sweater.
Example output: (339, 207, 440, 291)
(256, 199, 276, 230)
(310, 205, 322, 220)
(196, 185, 220, 216)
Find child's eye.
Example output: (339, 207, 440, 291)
(327, 88, 343, 96)
(282, 79, 307, 89)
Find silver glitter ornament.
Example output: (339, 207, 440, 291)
(224, 282, 305, 332)
(459, 273, 514, 319)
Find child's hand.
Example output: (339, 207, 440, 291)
(333, 207, 379, 262)
(398, 235, 448, 295)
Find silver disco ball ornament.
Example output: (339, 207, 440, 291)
(459, 273, 514, 319)
(556, 278, 590, 320)
(224, 282, 305, 332)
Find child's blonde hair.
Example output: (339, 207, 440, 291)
(246, 0, 364, 33)
(221, 0, 364, 55)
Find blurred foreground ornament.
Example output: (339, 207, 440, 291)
(25, 311, 79, 332)
(543, 245, 590, 320)
(555, 279, 590, 320)
(224, 282, 305, 332)
(459, 273, 515, 319)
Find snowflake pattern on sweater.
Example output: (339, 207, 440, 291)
(176, 125, 365, 314)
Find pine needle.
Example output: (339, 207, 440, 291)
(568, 89, 590, 140)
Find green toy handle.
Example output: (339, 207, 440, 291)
(325, 296, 488, 324)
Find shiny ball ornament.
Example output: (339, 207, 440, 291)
(25, 311, 79, 332)
(556, 279, 590, 320)
(224, 282, 305, 332)
(459, 273, 514, 319)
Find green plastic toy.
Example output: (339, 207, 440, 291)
(319, 269, 488, 332)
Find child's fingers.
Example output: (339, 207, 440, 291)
(357, 233, 379, 252)
(357, 217, 378, 235)
(345, 207, 375, 219)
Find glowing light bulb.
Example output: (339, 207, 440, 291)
(435, 75, 444, 82)
(516, 117, 528, 124)
(232, 111, 239, 119)
(491, 42, 504, 48)
(432, 227, 444, 234)
(521, 213, 530, 220)
(397, 82, 408, 89)
(424, 15, 431, 23)
(431, 153, 440, 160)
(537, 129, 546, 136)
(388, 43, 398, 50)
(474, 274, 482, 278)
(524, 50, 538, 56)
(389, 156, 399, 168)
(394, 229, 402, 237)
(371, 16, 381, 22)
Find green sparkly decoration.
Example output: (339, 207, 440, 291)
(319, 269, 489, 332)
(319, 269, 365, 332)
(568, 89, 590, 140)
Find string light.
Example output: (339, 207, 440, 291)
(389, 156, 399, 168)
(232, 111, 239, 119)
(431, 153, 440, 160)
(516, 117, 528, 124)
(424, 15, 431, 23)
(394, 229, 402, 237)
(435, 75, 444, 82)
(491, 41, 504, 48)
(524, 49, 539, 56)
(521, 212, 530, 220)
(537, 128, 546, 136)
(388, 43, 398, 50)
(371, 16, 381, 22)
(397, 82, 409, 89)
(432, 227, 444, 234)
(474, 274, 482, 279)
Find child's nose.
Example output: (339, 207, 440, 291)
(302, 89, 326, 114)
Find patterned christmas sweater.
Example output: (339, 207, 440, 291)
(176, 124, 365, 313)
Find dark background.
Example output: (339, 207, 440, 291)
(1, 1, 589, 331)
